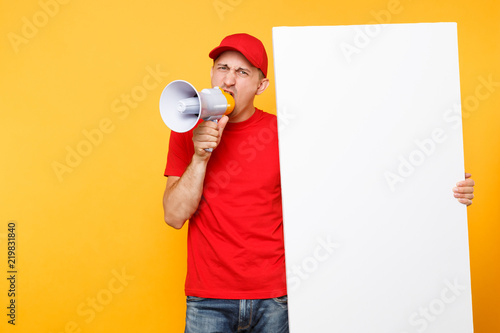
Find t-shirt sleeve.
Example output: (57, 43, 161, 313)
(164, 131, 193, 177)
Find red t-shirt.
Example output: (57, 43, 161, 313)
(165, 108, 287, 299)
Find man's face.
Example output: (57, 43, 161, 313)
(211, 50, 268, 122)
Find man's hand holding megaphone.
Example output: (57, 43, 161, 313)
(192, 115, 229, 159)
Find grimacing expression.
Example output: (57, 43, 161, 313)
(211, 51, 268, 121)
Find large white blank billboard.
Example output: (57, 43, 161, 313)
(273, 23, 473, 333)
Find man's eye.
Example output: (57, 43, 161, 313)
(238, 70, 248, 75)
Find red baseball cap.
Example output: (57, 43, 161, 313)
(209, 33, 268, 77)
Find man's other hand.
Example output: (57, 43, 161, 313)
(453, 173, 475, 206)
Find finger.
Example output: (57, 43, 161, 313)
(193, 129, 218, 143)
(197, 120, 219, 132)
(193, 135, 217, 147)
(457, 198, 472, 206)
(465, 172, 472, 179)
(456, 178, 475, 187)
(218, 116, 229, 138)
(193, 129, 219, 143)
(193, 130, 219, 153)
(454, 192, 474, 200)
(453, 186, 474, 194)
(194, 121, 219, 138)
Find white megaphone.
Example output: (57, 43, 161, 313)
(159, 80, 234, 133)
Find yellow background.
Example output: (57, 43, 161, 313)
(1, 0, 498, 332)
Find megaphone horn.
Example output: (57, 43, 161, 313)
(159, 80, 234, 133)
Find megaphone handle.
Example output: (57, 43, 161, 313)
(205, 119, 218, 152)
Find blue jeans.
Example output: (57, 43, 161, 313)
(184, 296, 289, 333)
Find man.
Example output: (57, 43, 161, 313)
(163, 33, 475, 333)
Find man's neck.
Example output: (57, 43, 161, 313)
(228, 105, 256, 123)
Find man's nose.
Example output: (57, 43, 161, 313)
(223, 70, 236, 86)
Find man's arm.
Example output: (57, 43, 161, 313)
(162, 163, 207, 229)
(162, 116, 229, 229)
(454, 172, 475, 206)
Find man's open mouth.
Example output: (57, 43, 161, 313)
(223, 89, 235, 97)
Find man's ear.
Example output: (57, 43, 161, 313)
(256, 78, 270, 95)
(210, 66, 214, 81)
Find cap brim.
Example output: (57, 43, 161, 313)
(209, 46, 241, 61)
